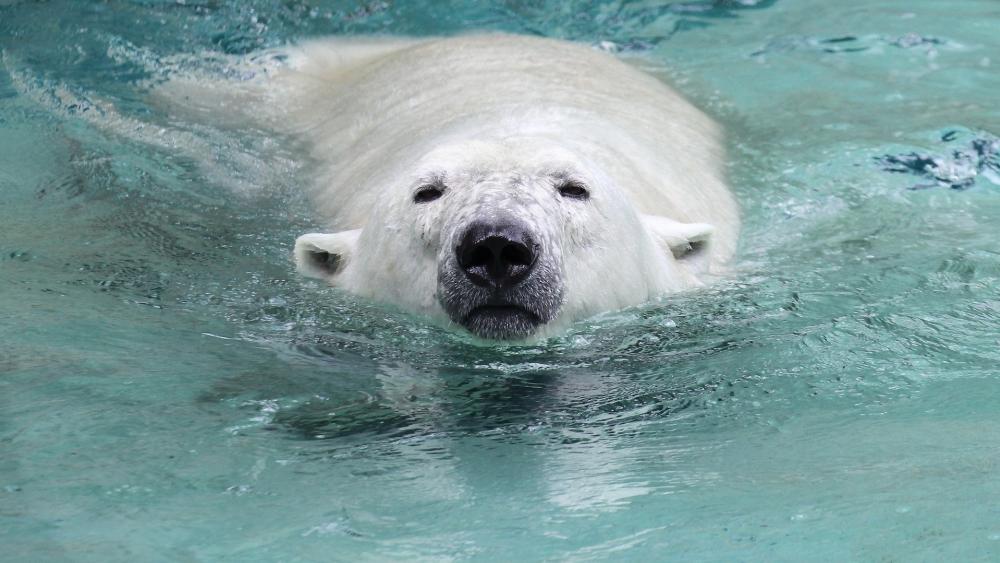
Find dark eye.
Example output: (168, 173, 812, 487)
(557, 180, 590, 200)
(413, 184, 444, 203)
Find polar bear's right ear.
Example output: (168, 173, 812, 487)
(294, 230, 361, 279)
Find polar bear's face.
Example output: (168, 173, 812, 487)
(294, 140, 715, 340)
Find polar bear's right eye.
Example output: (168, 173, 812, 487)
(413, 184, 445, 203)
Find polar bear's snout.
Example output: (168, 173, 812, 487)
(456, 220, 538, 290)
(438, 215, 564, 341)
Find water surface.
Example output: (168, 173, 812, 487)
(2, 0, 999, 560)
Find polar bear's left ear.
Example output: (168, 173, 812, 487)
(641, 214, 714, 261)
(294, 230, 361, 279)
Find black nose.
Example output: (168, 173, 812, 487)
(457, 221, 538, 289)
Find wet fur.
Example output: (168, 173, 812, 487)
(150, 34, 740, 339)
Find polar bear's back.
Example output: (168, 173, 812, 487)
(279, 35, 739, 258)
(273, 35, 738, 262)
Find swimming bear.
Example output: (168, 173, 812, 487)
(158, 34, 740, 340)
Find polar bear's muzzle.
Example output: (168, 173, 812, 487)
(438, 218, 564, 340)
(456, 221, 538, 290)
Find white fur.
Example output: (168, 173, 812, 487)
(158, 34, 740, 337)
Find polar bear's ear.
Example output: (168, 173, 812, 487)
(641, 214, 714, 260)
(294, 230, 361, 279)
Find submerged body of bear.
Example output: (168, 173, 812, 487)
(165, 34, 740, 339)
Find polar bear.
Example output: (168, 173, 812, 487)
(159, 34, 739, 340)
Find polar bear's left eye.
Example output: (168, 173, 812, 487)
(557, 180, 590, 200)
(413, 184, 445, 203)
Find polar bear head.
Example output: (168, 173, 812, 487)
(294, 138, 715, 341)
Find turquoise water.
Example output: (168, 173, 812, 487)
(2, 0, 1000, 560)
